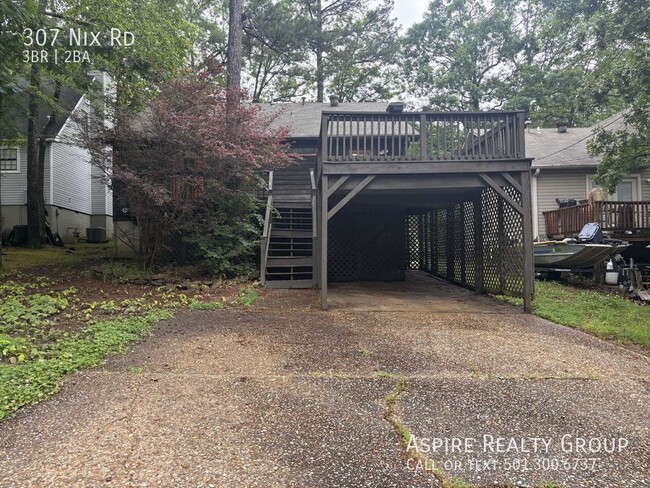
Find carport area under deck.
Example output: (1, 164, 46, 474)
(316, 110, 534, 311)
(319, 171, 534, 312)
(328, 270, 519, 313)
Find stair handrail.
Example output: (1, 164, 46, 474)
(262, 171, 274, 239)
(310, 169, 317, 238)
(261, 171, 274, 285)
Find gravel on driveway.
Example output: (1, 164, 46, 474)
(0, 284, 648, 488)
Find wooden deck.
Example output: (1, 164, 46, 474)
(315, 110, 533, 312)
(544, 201, 650, 239)
(320, 110, 526, 167)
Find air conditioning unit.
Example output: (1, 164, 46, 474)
(86, 227, 107, 243)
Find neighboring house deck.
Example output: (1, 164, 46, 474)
(526, 111, 650, 259)
(544, 200, 650, 240)
(260, 101, 534, 311)
(0, 72, 113, 243)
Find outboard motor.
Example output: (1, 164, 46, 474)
(577, 222, 604, 244)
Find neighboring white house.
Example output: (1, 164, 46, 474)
(526, 111, 650, 240)
(0, 72, 113, 244)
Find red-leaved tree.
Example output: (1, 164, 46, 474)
(85, 66, 294, 273)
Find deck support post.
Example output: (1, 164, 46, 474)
(498, 198, 506, 292)
(474, 192, 484, 294)
(521, 170, 534, 313)
(320, 174, 329, 310)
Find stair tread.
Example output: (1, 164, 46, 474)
(267, 257, 314, 266)
(271, 229, 313, 237)
(272, 202, 311, 208)
(265, 279, 314, 289)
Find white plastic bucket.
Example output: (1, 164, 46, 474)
(605, 260, 619, 285)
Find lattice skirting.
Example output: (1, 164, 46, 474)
(329, 208, 406, 281)
(407, 185, 524, 297)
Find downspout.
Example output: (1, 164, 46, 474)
(532, 168, 540, 239)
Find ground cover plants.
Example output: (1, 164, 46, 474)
(0, 245, 259, 420)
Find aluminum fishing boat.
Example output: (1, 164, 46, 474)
(534, 240, 629, 268)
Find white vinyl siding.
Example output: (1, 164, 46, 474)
(53, 97, 112, 217)
(91, 164, 111, 215)
(0, 148, 27, 205)
(535, 169, 591, 239)
(51, 141, 92, 214)
(51, 110, 93, 214)
(641, 167, 650, 201)
(0, 146, 52, 205)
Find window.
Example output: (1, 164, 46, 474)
(587, 175, 639, 201)
(0, 148, 18, 172)
(617, 181, 633, 201)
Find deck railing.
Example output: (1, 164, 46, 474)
(544, 201, 650, 237)
(320, 111, 526, 163)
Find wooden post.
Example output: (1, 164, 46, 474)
(320, 174, 329, 310)
(320, 114, 328, 173)
(429, 211, 435, 274)
(418, 213, 424, 270)
(460, 204, 466, 284)
(516, 112, 526, 159)
(474, 193, 484, 293)
(498, 197, 505, 292)
(430, 211, 435, 272)
(447, 208, 454, 281)
(521, 170, 534, 313)
(420, 114, 428, 161)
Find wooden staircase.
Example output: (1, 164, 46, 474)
(261, 164, 317, 288)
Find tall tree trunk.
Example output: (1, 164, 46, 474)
(0, 93, 5, 273)
(26, 62, 45, 248)
(37, 81, 61, 245)
(315, 0, 324, 102)
(0, 170, 3, 271)
(316, 50, 324, 102)
(0, 93, 3, 270)
(227, 0, 242, 111)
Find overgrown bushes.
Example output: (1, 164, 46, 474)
(82, 65, 294, 275)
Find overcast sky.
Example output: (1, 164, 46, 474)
(392, 0, 429, 30)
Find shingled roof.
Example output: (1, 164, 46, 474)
(527, 111, 628, 169)
(258, 102, 392, 138)
(0, 81, 83, 140)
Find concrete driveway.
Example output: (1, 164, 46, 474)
(1, 285, 648, 487)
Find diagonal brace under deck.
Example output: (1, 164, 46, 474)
(327, 175, 376, 220)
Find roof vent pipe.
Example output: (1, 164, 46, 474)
(329, 95, 339, 107)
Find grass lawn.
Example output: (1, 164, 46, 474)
(0, 244, 258, 421)
(500, 280, 650, 352)
(1, 242, 114, 273)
